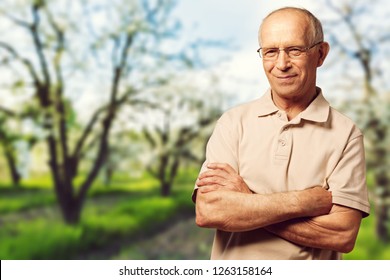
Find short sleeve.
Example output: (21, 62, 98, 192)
(327, 134, 370, 216)
(192, 114, 240, 202)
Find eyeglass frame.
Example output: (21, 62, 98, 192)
(256, 41, 323, 60)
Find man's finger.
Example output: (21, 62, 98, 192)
(198, 184, 223, 193)
(207, 162, 237, 175)
(198, 169, 228, 180)
(197, 176, 226, 187)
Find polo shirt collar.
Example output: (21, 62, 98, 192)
(257, 89, 279, 117)
(299, 88, 330, 123)
(257, 88, 330, 123)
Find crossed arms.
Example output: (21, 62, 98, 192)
(194, 163, 363, 253)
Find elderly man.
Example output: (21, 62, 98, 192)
(193, 7, 370, 260)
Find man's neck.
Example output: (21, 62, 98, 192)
(272, 89, 319, 120)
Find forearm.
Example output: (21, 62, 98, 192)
(196, 191, 299, 232)
(195, 186, 332, 232)
(266, 205, 363, 253)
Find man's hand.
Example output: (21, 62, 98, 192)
(195, 162, 254, 231)
(196, 163, 252, 194)
(196, 189, 253, 231)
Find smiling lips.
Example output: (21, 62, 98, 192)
(275, 74, 297, 83)
(277, 74, 296, 79)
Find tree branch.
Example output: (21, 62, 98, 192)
(30, 4, 51, 88)
(72, 86, 138, 162)
(77, 31, 135, 203)
(0, 41, 41, 86)
(0, 10, 31, 29)
(325, 0, 376, 98)
(0, 105, 17, 117)
(72, 106, 106, 161)
(44, 6, 72, 181)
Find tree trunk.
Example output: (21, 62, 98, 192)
(368, 115, 389, 242)
(161, 181, 171, 197)
(375, 170, 390, 242)
(376, 205, 389, 243)
(61, 199, 82, 225)
(4, 146, 21, 187)
(54, 181, 83, 225)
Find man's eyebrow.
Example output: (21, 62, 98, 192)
(262, 44, 307, 49)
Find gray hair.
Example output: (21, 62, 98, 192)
(259, 7, 324, 45)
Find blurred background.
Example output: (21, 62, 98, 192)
(0, 0, 389, 260)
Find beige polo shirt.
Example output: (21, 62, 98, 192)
(196, 88, 370, 260)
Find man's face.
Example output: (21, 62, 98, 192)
(259, 12, 323, 101)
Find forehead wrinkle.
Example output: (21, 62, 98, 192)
(259, 10, 313, 47)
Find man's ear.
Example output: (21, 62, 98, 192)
(317, 42, 330, 67)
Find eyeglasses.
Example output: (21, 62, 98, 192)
(257, 41, 323, 61)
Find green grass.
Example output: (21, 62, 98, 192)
(0, 173, 196, 260)
(0, 190, 194, 259)
(0, 188, 56, 214)
(0, 219, 84, 259)
(0, 172, 164, 214)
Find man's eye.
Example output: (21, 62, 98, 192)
(264, 49, 278, 56)
(287, 48, 303, 56)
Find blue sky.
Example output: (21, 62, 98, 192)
(175, 0, 316, 48)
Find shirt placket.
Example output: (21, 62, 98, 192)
(274, 111, 293, 165)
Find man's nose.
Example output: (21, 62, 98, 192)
(275, 50, 291, 70)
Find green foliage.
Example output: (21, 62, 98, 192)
(89, 172, 160, 194)
(19, 177, 54, 189)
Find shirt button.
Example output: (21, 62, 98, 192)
(279, 140, 286, 146)
(277, 112, 282, 118)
